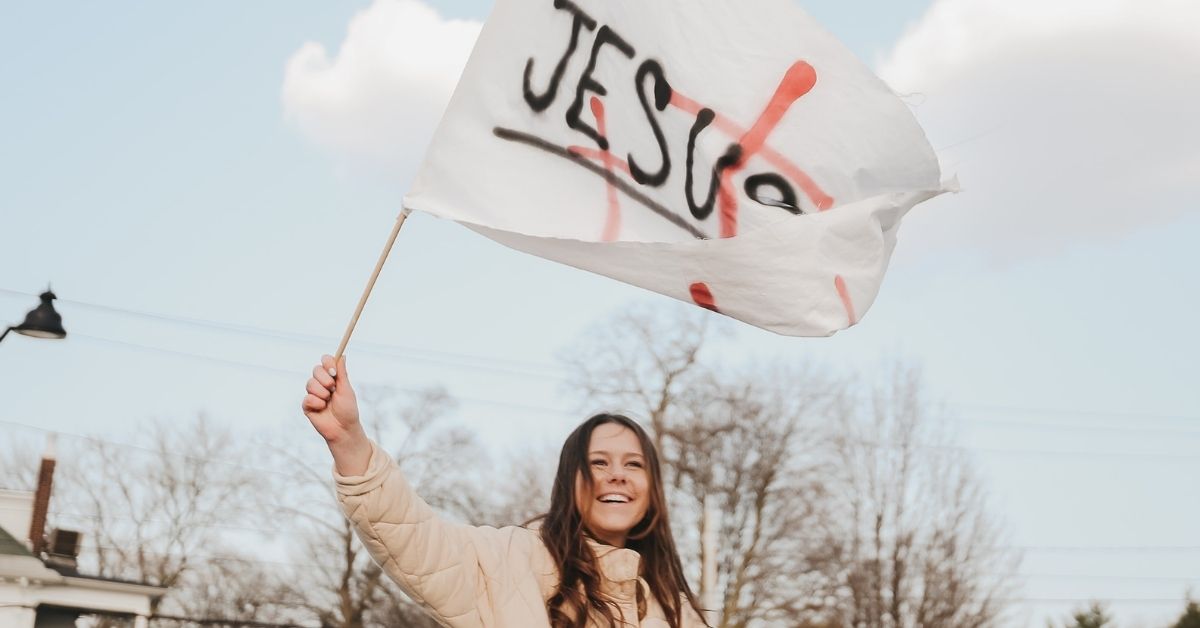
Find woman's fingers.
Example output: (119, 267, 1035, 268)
(302, 393, 327, 413)
(307, 377, 332, 400)
(303, 356, 357, 433)
(320, 354, 337, 379)
(312, 364, 335, 388)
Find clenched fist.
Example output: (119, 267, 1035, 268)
(302, 355, 371, 475)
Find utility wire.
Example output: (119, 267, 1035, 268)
(56, 331, 1200, 447)
(5, 286, 1196, 427)
(30, 514, 1200, 558)
(0, 417, 317, 481)
(82, 542, 1200, 577)
(5, 398, 1200, 474)
(69, 332, 575, 418)
(0, 286, 563, 379)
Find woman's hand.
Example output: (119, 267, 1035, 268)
(302, 354, 371, 475)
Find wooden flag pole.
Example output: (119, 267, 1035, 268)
(334, 208, 411, 360)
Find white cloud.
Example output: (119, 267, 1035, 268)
(879, 0, 1199, 263)
(282, 0, 481, 177)
(282, 0, 1197, 259)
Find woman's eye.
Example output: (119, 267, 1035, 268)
(627, 461, 644, 468)
(590, 459, 607, 467)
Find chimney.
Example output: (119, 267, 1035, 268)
(28, 434, 57, 556)
(44, 528, 82, 571)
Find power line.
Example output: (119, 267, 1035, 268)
(1018, 545, 1200, 554)
(8, 493, 1200, 562)
(68, 332, 576, 419)
(91, 543, 343, 572)
(0, 505, 314, 537)
(1011, 598, 1195, 605)
(951, 417, 1200, 439)
(1021, 573, 1200, 583)
(0, 418, 318, 481)
(81, 542, 1200, 577)
(945, 401, 1200, 425)
(0, 286, 564, 381)
(5, 295, 1199, 463)
(4, 397, 1199, 475)
(31, 332, 1200, 452)
(48, 517, 1200, 559)
(5, 285, 1196, 428)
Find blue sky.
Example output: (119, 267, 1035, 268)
(2, 1, 1197, 626)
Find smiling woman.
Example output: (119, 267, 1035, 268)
(302, 355, 707, 628)
(573, 421, 652, 547)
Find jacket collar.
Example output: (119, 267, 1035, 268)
(587, 537, 641, 601)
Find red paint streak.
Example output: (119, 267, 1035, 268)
(567, 146, 633, 176)
(689, 282, 719, 312)
(670, 61, 834, 228)
(834, 275, 857, 326)
(718, 61, 819, 237)
(717, 169, 739, 238)
(737, 62, 817, 157)
(591, 96, 621, 242)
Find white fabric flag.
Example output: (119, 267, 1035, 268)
(404, 0, 948, 336)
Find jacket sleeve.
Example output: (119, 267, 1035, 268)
(335, 440, 512, 627)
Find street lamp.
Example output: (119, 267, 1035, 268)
(1, 289, 67, 343)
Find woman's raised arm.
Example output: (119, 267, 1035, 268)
(300, 355, 553, 627)
(301, 354, 371, 476)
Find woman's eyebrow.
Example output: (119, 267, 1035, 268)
(588, 450, 644, 458)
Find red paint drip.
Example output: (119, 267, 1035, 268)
(737, 62, 817, 157)
(591, 96, 621, 242)
(717, 169, 739, 238)
(834, 275, 857, 326)
(567, 146, 633, 176)
(689, 282, 719, 313)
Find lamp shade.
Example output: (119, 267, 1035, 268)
(15, 290, 67, 339)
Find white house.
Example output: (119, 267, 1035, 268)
(0, 448, 167, 628)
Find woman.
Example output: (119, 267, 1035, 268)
(302, 355, 708, 628)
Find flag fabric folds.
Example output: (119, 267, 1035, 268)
(404, 0, 947, 336)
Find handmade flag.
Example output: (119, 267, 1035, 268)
(404, 0, 948, 336)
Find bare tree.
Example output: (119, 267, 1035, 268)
(0, 419, 309, 626)
(2, 393, 530, 627)
(55, 416, 259, 618)
(484, 445, 556, 528)
(0, 429, 39, 490)
(561, 303, 719, 457)
(671, 368, 844, 628)
(826, 365, 1016, 628)
(563, 308, 1015, 628)
(1052, 602, 1114, 628)
(154, 555, 308, 627)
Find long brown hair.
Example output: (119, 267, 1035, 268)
(536, 413, 706, 628)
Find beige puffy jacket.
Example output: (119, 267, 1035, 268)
(335, 441, 707, 628)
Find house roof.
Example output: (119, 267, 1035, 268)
(0, 524, 33, 557)
(1, 523, 163, 593)
(45, 560, 168, 595)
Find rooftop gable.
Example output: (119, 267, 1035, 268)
(0, 524, 33, 557)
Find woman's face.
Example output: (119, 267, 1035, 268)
(574, 422, 651, 548)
